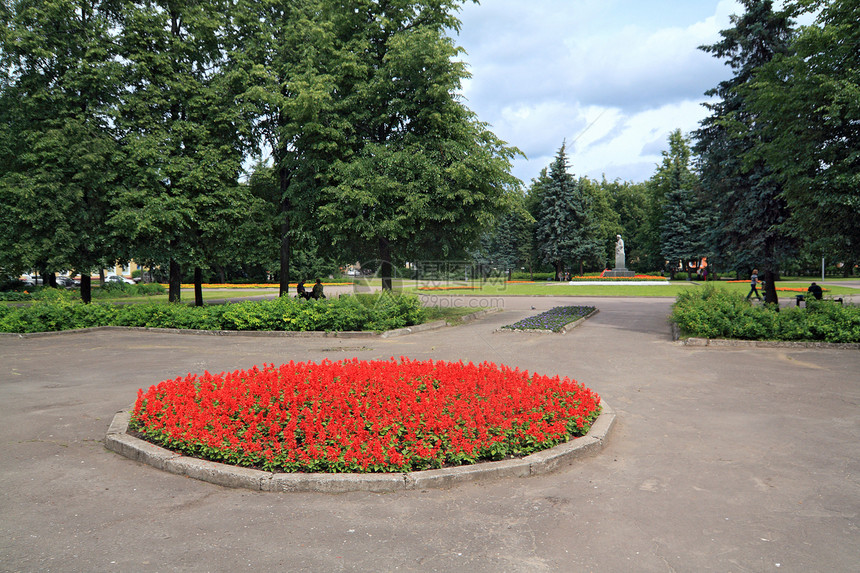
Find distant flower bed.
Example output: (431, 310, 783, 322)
(129, 358, 602, 473)
(502, 306, 597, 332)
(723, 280, 828, 292)
(416, 286, 481, 291)
(158, 282, 351, 289)
(598, 271, 667, 280)
(565, 276, 666, 281)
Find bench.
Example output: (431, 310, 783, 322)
(795, 295, 842, 307)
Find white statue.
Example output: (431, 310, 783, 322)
(615, 234, 625, 270)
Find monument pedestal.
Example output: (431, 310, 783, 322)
(604, 268, 635, 278)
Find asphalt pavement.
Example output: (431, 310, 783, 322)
(1, 296, 858, 572)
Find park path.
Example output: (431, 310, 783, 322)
(1, 296, 858, 572)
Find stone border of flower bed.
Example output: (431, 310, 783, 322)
(104, 401, 615, 493)
(670, 322, 860, 349)
(0, 309, 499, 339)
(495, 307, 599, 334)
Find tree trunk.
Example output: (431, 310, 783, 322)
(168, 258, 181, 303)
(47, 272, 57, 288)
(81, 275, 92, 304)
(278, 160, 291, 297)
(763, 236, 779, 307)
(279, 200, 290, 297)
(763, 268, 779, 307)
(194, 266, 204, 307)
(379, 236, 392, 291)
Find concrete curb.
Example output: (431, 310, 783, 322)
(678, 337, 860, 349)
(670, 321, 859, 349)
(2, 321, 446, 340)
(494, 307, 600, 334)
(105, 402, 615, 493)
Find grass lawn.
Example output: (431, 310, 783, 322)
(424, 305, 487, 324)
(405, 280, 858, 298)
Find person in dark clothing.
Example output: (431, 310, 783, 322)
(807, 282, 823, 300)
(297, 279, 311, 300)
(746, 269, 762, 301)
(311, 279, 325, 300)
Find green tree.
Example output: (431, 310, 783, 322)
(744, 0, 860, 274)
(535, 143, 604, 277)
(474, 191, 535, 277)
(316, 1, 520, 290)
(648, 130, 709, 278)
(230, 0, 340, 296)
(694, 0, 796, 303)
(239, 161, 340, 283)
(642, 130, 700, 274)
(579, 177, 622, 269)
(605, 179, 650, 271)
(523, 167, 553, 274)
(113, 0, 249, 304)
(0, 0, 122, 303)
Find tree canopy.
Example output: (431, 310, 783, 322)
(694, 0, 796, 302)
(743, 0, 860, 269)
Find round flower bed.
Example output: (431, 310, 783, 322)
(130, 358, 601, 474)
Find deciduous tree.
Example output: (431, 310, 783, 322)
(0, 0, 122, 303)
(316, 1, 519, 290)
(744, 0, 859, 273)
(113, 0, 249, 304)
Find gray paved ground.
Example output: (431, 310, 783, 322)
(1, 296, 858, 572)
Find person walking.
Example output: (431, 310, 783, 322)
(746, 269, 762, 301)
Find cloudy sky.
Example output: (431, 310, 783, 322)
(450, 0, 751, 185)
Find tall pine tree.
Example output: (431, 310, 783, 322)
(535, 143, 603, 277)
(653, 130, 708, 279)
(694, 0, 795, 303)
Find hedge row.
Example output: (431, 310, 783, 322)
(0, 282, 166, 301)
(671, 286, 860, 343)
(0, 292, 425, 334)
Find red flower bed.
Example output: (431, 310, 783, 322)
(130, 358, 601, 473)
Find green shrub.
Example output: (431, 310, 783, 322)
(0, 293, 117, 332)
(0, 291, 33, 302)
(0, 292, 427, 334)
(672, 286, 860, 342)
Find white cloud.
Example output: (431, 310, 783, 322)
(453, 0, 747, 183)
